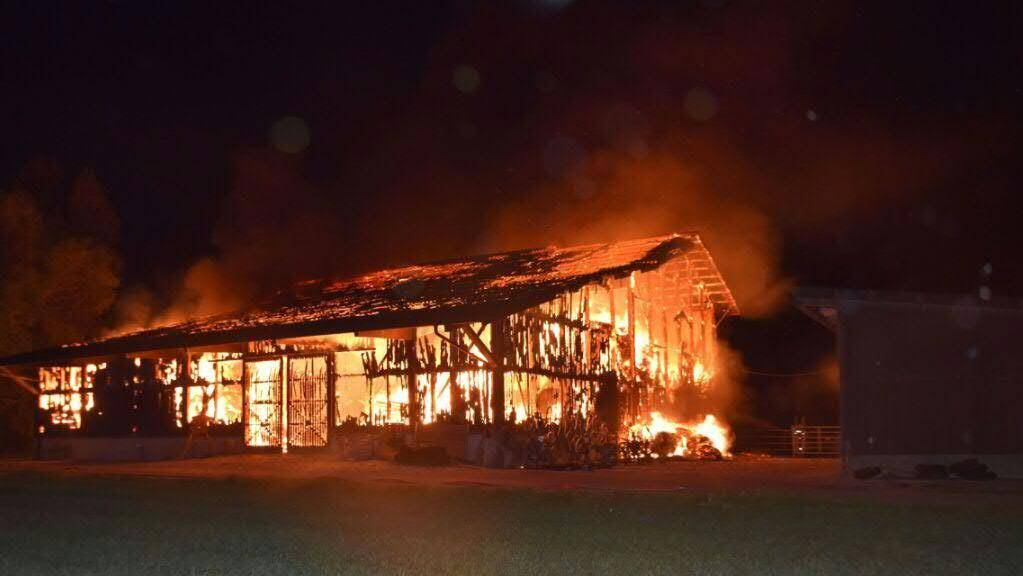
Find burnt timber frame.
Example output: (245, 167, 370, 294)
(10, 234, 739, 453)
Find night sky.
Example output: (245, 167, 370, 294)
(3, 1, 1021, 424)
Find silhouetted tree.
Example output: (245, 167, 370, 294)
(0, 159, 122, 453)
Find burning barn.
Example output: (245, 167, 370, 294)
(0, 234, 738, 466)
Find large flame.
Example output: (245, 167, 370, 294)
(244, 359, 282, 447)
(190, 354, 243, 426)
(629, 412, 731, 458)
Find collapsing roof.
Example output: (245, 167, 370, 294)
(0, 233, 737, 366)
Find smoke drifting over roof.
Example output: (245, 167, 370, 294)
(139, 1, 1005, 326)
(2, 2, 1015, 330)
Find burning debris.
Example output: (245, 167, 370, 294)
(626, 413, 730, 461)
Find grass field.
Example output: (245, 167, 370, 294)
(1, 472, 1021, 575)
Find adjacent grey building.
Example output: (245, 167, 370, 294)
(797, 289, 1023, 478)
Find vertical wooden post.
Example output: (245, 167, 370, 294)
(280, 355, 289, 454)
(490, 318, 506, 427)
(181, 348, 192, 434)
(627, 273, 637, 419)
(448, 326, 460, 422)
(405, 337, 419, 437)
(582, 286, 591, 370)
(427, 339, 436, 424)
(241, 359, 249, 448)
(661, 309, 669, 383)
(627, 272, 637, 383)
(326, 352, 336, 448)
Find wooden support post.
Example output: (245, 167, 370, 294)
(326, 352, 336, 448)
(608, 281, 616, 363)
(490, 318, 506, 427)
(281, 355, 289, 454)
(627, 272, 636, 383)
(241, 359, 249, 447)
(661, 309, 669, 383)
(582, 286, 590, 370)
(405, 338, 419, 437)
(181, 349, 191, 433)
(627, 273, 637, 420)
(448, 326, 460, 422)
(429, 371, 436, 424)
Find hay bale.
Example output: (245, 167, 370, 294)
(651, 432, 677, 459)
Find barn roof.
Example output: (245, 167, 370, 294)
(0, 233, 736, 366)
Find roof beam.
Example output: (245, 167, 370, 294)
(0, 366, 38, 396)
(459, 323, 497, 367)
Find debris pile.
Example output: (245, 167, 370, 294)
(522, 416, 617, 469)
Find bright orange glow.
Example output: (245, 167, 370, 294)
(691, 414, 729, 455)
(37, 366, 96, 430)
(189, 353, 243, 426)
(174, 387, 184, 428)
(244, 359, 281, 447)
(629, 412, 731, 458)
(693, 359, 708, 383)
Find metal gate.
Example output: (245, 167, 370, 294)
(731, 424, 841, 457)
(287, 355, 329, 447)
(244, 359, 282, 447)
(791, 425, 841, 456)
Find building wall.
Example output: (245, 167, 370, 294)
(838, 300, 1023, 470)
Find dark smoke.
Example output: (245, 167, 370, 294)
(125, 1, 1002, 327)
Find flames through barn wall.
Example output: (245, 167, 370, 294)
(2, 234, 739, 465)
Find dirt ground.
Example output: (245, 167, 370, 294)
(5, 454, 1023, 505)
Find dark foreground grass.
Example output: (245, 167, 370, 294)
(1, 472, 1021, 575)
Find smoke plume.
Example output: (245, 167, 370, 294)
(128, 1, 992, 329)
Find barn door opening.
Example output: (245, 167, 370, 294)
(287, 355, 329, 447)
(244, 359, 283, 447)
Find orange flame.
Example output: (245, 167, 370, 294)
(629, 412, 731, 458)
